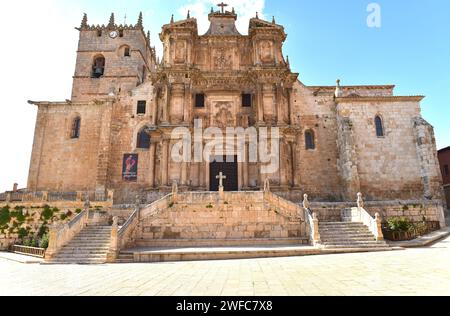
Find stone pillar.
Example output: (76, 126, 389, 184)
(375, 213, 384, 241)
(413, 117, 445, 202)
(95, 98, 114, 193)
(161, 138, 169, 186)
(162, 84, 170, 124)
(256, 84, 264, 124)
(149, 141, 157, 188)
(276, 83, 283, 125)
(106, 216, 119, 263)
(152, 87, 159, 125)
(289, 140, 298, 187)
(183, 83, 191, 124)
(181, 161, 188, 186)
(243, 142, 249, 189)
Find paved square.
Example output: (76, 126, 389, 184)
(1, 236, 450, 296)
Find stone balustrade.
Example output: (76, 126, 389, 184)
(45, 209, 90, 260)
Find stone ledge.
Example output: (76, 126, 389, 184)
(387, 227, 450, 248)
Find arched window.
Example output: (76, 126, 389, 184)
(137, 128, 151, 149)
(375, 115, 384, 137)
(124, 46, 130, 57)
(305, 130, 315, 150)
(71, 117, 81, 139)
(91, 55, 105, 78)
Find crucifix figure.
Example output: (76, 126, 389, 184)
(216, 172, 227, 188)
(217, 2, 228, 14)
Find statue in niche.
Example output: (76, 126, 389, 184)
(260, 40, 274, 63)
(174, 41, 186, 63)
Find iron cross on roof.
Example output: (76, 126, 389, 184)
(217, 2, 228, 13)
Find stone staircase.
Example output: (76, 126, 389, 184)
(49, 225, 112, 264)
(319, 222, 390, 249)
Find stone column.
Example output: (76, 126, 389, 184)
(152, 87, 159, 125)
(276, 83, 283, 125)
(181, 161, 188, 186)
(149, 141, 157, 188)
(256, 84, 264, 124)
(183, 83, 191, 124)
(243, 142, 249, 189)
(289, 140, 298, 187)
(161, 138, 169, 186)
(162, 84, 170, 124)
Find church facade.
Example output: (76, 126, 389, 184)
(27, 7, 445, 206)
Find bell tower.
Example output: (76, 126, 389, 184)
(71, 13, 156, 102)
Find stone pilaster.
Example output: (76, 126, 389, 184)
(413, 117, 446, 203)
(95, 98, 114, 193)
(161, 137, 170, 186)
(336, 115, 361, 201)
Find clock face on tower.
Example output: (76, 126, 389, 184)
(109, 31, 118, 39)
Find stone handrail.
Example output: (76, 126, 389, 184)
(264, 191, 305, 221)
(304, 207, 321, 245)
(344, 207, 384, 241)
(107, 194, 173, 262)
(45, 210, 89, 260)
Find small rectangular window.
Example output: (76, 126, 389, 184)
(97, 30, 102, 37)
(137, 101, 146, 115)
(195, 94, 205, 108)
(242, 94, 252, 107)
(119, 30, 124, 37)
(124, 47, 130, 57)
(444, 165, 449, 176)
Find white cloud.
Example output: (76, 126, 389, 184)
(178, 0, 266, 35)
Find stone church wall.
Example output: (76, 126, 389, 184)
(28, 103, 105, 191)
(337, 100, 425, 200)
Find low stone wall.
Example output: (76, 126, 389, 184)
(136, 192, 307, 245)
(309, 200, 446, 228)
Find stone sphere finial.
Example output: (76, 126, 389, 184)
(303, 194, 310, 210)
(357, 192, 364, 208)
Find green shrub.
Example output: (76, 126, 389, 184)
(60, 213, 67, 221)
(37, 225, 48, 238)
(18, 227, 29, 239)
(206, 203, 213, 209)
(75, 209, 82, 214)
(168, 202, 174, 208)
(39, 234, 49, 249)
(41, 205, 54, 220)
(0, 206, 11, 226)
(387, 217, 413, 232)
(10, 210, 26, 223)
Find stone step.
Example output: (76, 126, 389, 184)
(48, 259, 106, 264)
(135, 238, 308, 248)
(322, 245, 390, 249)
(58, 249, 109, 255)
(52, 254, 108, 260)
(69, 237, 111, 241)
(321, 238, 377, 243)
(323, 241, 388, 247)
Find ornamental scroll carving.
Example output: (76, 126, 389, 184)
(213, 102, 234, 129)
(213, 48, 232, 70)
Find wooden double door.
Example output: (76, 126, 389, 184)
(209, 156, 238, 192)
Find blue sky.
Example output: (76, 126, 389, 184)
(0, 0, 449, 191)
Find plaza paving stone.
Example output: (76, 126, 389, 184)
(1, 236, 450, 296)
